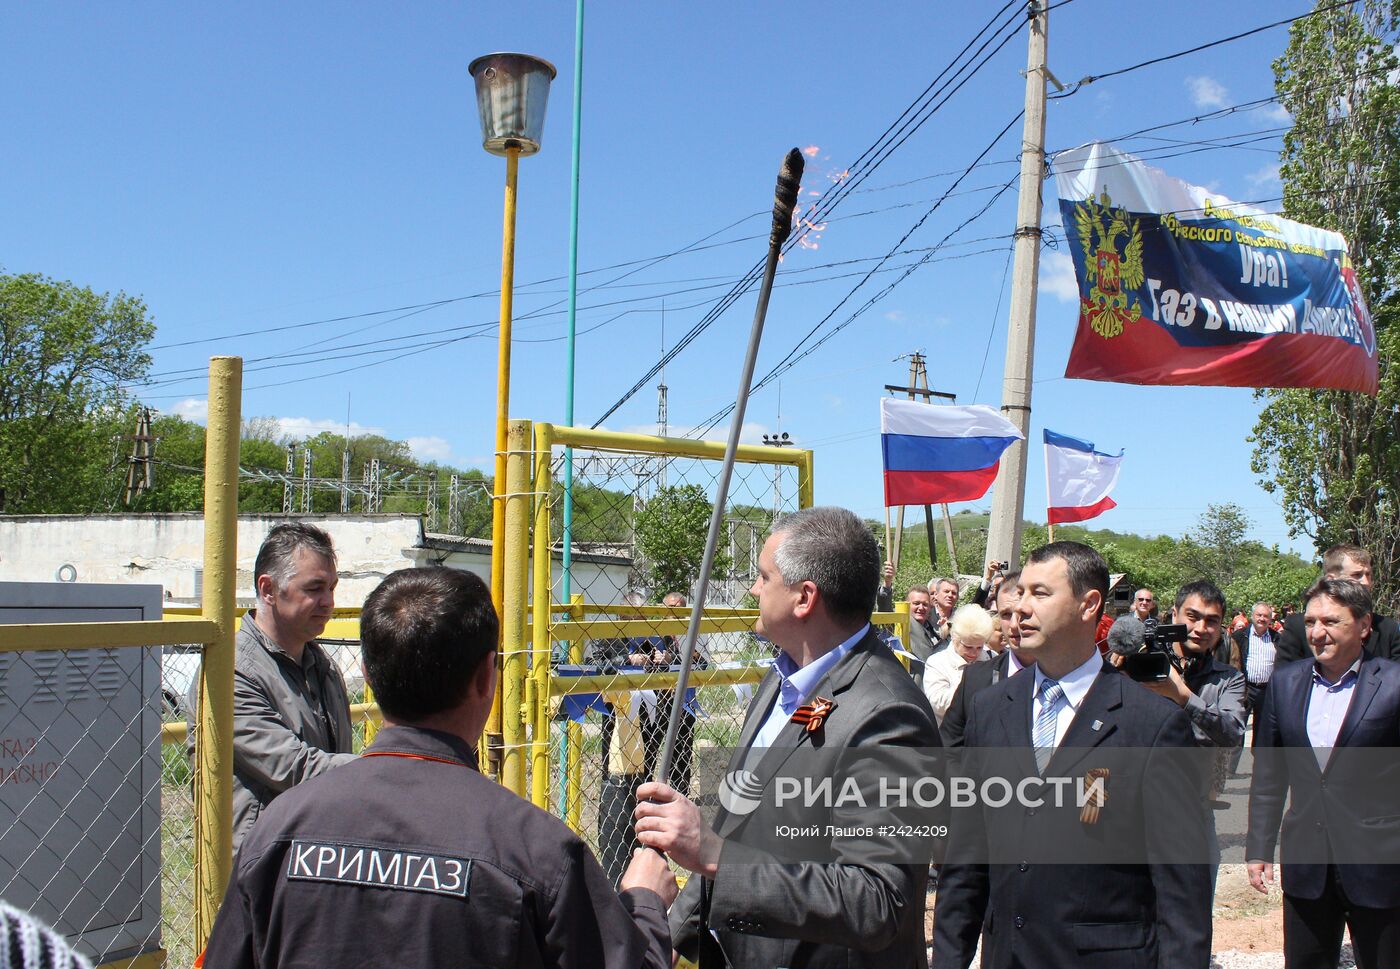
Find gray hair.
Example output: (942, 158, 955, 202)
(927, 576, 956, 594)
(253, 522, 337, 591)
(771, 507, 880, 624)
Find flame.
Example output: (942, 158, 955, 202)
(802, 144, 821, 157)
(791, 202, 826, 250)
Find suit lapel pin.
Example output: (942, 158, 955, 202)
(1079, 768, 1110, 825)
(1091, 719, 1103, 731)
(792, 696, 835, 734)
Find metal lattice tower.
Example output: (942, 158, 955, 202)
(426, 475, 439, 530)
(340, 448, 350, 513)
(300, 448, 313, 513)
(282, 445, 295, 513)
(448, 474, 462, 533)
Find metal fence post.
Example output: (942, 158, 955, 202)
(194, 356, 240, 948)
(501, 419, 533, 798)
(565, 591, 585, 832)
(798, 450, 815, 510)
(531, 423, 555, 810)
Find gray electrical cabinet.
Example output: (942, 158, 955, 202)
(0, 582, 164, 964)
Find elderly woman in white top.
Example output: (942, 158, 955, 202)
(923, 603, 995, 725)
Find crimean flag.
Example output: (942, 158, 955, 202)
(880, 398, 1023, 506)
(1044, 429, 1123, 525)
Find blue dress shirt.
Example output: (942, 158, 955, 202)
(748, 624, 869, 752)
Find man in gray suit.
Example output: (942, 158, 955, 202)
(635, 506, 941, 969)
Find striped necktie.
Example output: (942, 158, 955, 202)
(1034, 678, 1065, 774)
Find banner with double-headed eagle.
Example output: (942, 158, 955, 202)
(1053, 143, 1378, 395)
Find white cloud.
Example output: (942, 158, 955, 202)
(883, 310, 906, 322)
(170, 398, 208, 423)
(1039, 251, 1080, 303)
(1186, 75, 1228, 109)
(1246, 163, 1282, 194)
(275, 417, 385, 440)
(1261, 102, 1292, 125)
(405, 436, 455, 463)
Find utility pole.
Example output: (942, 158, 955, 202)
(761, 430, 793, 523)
(885, 354, 960, 575)
(122, 407, 158, 506)
(986, 0, 1050, 568)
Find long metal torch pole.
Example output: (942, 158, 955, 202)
(654, 149, 804, 785)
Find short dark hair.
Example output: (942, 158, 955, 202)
(254, 522, 337, 590)
(1303, 577, 1373, 621)
(771, 506, 880, 624)
(1024, 542, 1109, 616)
(995, 571, 1022, 604)
(1322, 543, 1371, 575)
(360, 567, 499, 721)
(1175, 579, 1226, 615)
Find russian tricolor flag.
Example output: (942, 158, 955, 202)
(1044, 429, 1124, 525)
(880, 399, 1024, 506)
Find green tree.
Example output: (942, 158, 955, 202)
(632, 484, 731, 600)
(0, 271, 154, 512)
(1178, 502, 1252, 590)
(1251, 0, 1400, 611)
(1226, 558, 1318, 615)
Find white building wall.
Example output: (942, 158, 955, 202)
(0, 514, 423, 606)
(0, 514, 634, 609)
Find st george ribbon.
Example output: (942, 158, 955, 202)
(1054, 142, 1377, 396)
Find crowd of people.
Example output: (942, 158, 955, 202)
(106, 517, 1395, 969)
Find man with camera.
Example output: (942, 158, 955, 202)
(1135, 581, 1247, 752)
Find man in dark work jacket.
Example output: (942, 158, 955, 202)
(202, 568, 676, 969)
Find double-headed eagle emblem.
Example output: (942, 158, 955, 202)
(1073, 190, 1145, 339)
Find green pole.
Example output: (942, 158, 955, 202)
(558, 0, 585, 814)
(561, 0, 583, 607)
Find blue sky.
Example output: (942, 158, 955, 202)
(4, 2, 1319, 554)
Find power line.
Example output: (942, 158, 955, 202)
(590, 2, 1032, 427)
(1049, 1, 1361, 100)
(141, 244, 1014, 400)
(688, 115, 1026, 437)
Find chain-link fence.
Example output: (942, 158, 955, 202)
(0, 593, 227, 969)
(515, 424, 818, 880)
(0, 642, 164, 967)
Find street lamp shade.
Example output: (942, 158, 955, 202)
(468, 52, 557, 157)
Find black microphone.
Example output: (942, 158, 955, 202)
(1106, 616, 1147, 657)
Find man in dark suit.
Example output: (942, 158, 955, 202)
(1276, 544, 1400, 664)
(933, 541, 1213, 969)
(1247, 577, 1400, 969)
(634, 506, 941, 969)
(940, 571, 1030, 752)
